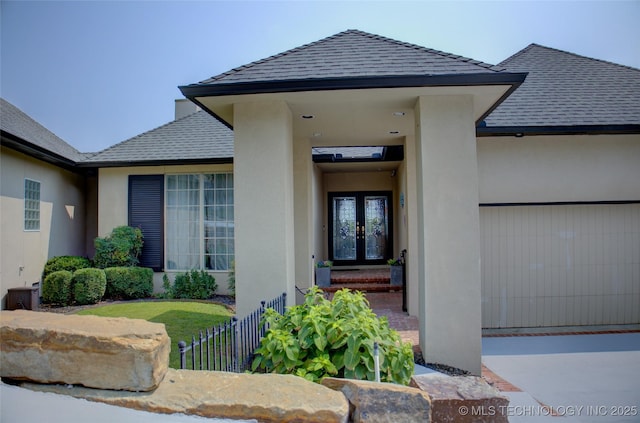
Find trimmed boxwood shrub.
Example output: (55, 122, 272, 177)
(104, 267, 153, 300)
(42, 270, 73, 306)
(42, 256, 91, 281)
(72, 268, 107, 305)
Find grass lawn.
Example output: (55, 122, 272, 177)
(76, 301, 233, 369)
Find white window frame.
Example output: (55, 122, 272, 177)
(24, 178, 41, 231)
(164, 173, 234, 271)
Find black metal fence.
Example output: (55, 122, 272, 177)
(178, 292, 287, 372)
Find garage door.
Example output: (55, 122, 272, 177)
(480, 203, 640, 328)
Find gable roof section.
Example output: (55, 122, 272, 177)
(1, 98, 87, 169)
(481, 44, 640, 135)
(80, 110, 233, 167)
(180, 29, 525, 99)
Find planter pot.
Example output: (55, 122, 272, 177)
(315, 267, 331, 288)
(390, 265, 403, 286)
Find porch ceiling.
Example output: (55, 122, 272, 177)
(193, 84, 514, 148)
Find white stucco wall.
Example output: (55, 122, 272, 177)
(477, 134, 640, 203)
(1, 147, 87, 307)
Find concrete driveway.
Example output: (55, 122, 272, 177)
(482, 331, 640, 422)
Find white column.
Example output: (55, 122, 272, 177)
(233, 100, 295, 317)
(415, 95, 482, 375)
(293, 137, 314, 304)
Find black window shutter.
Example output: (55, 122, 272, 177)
(128, 175, 164, 271)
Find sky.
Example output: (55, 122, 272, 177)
(2, 0, 639, 153)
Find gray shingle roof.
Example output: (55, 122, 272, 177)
(484, 44, 640, 128)
(198, 29, 503, 85)
(1, 98, 86, 162)
(81, 110, 233, 165)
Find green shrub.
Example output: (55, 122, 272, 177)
(252, 287, 414, 385)
(162, 270, 217, 300)
(42, 256, 91, 281)
(93, 226, 143, 269)
(42, 270, 73, 305)
(72, 268, 107, 305)
(104, 267, 153, 300)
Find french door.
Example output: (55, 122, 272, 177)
(328, 191, 393, 265)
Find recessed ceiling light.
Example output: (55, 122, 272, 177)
(392, 112, 405, 117)
(312, 132, 322, 137)
(301, 114, 314, 119)
(389, 131, 400, 134)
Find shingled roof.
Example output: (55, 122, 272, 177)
(482, 44, 640, 133)
(201, 29, 503, 84)
(1, 98, 87, 167)
(80, 110, 233, 166)
(180, 29, 525, 99)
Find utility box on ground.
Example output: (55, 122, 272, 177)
(7, 286, 39, 310)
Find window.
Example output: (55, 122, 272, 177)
(24, 179, 40, 231)
(165, 173, 234, 270)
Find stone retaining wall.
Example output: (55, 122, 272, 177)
(1, 310, 508, 422)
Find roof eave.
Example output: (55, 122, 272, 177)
(179, 72, 529, 99)
(1, 131, 81, 172)
(77, 157, 234, 169)
(476, 125, 640, 137)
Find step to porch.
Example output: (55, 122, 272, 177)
(321, 269, 402, 293)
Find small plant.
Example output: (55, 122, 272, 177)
(93, 226, 143, 269)
(42, 256, 91, 281)
(104, 267, 153, 300)
(162, 270, 217, 300)
(251, 287, 414, 385)
(42, 270, 73, 306)
(72, 268, 107, 305)
(316, 260, 333, 268)
(387, 258, 401, 266)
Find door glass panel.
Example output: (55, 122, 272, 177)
(333, 197, 357, 260)
(364, 196, 388, 260)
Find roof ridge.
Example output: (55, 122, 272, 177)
(202, 29, 501, 83)
(349, 29, 501, 71)
(500, 43, 640, 72)
(85, 110, 205, 160)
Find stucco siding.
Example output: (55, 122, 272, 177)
(480, 203, 640, 328)
(478, 134, 640, 203)
(1, 147, 87, 307)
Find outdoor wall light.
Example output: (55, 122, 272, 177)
(515, 132, 524, 138)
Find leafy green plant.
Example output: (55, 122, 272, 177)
(251, 287, 414, 385)
(72, 268, 107, 305)
(42, 256, 91, 281)
(162, 270, 217, 300)
(93, 226, 143, 269)
(42, 270, 74, 306)
(316, 260, 333, 268)
(104, 267, 153, 300)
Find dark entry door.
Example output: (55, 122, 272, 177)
(328, 192, 392, 265)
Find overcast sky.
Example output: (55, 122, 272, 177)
(2, 0, 639, 153)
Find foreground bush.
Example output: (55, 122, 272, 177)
(93, 226, 143, 269)
(42, 256, 91, 281)
(42, 270, 73, 306)
(252, 287, 414, 385)
(72, 268, 107, 305)
(104, 267, 153, 300)
(162, 270, 217, 299)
